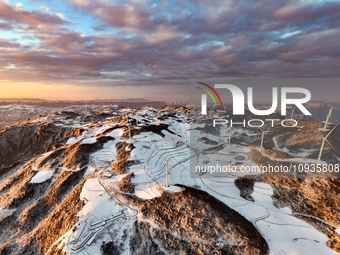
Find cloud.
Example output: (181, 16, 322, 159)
(144, 25, 183, 44)
(273, 1, 340, 23)
(0, 38, 21, 48)
(1, 0, 340, 91)
(15, 2, 23, 8)
(95, 4, 153, 31)
(55, 13, 64, 20)
(68, 0, 160, 31)
(0, 1, 67, 26)
(0, 21, 13, 30)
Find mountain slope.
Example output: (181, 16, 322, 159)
(0, 106, 339, 255)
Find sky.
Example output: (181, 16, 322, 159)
(0, 0, 340, 102)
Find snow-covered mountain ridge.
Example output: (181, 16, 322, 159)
(0, 106, 339, 255)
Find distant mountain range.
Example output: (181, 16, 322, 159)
(0, 99, 167, 128)
(0, 98, 166, 108)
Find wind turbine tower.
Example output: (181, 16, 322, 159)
(318, 124, 338, 161)
(162, 155, 182, 187)
(291, 106, 296, 120)
(324, 107, 333, 130)
(258, 127, 268, 149)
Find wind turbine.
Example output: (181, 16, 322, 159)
(135, 113, 139, 127)
(183, 129, 189, 145)
(229, 128, 237, 145)
(290, 106, 296, 119)
(161, 155, 182, 188)
(258, 127, 268, 149)
(125, 116, 132, 141)
(318, 124, 338, 161)
(179, 126, 189, 145)
(323, 107, 333, 130)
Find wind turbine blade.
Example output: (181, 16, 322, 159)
(167, 162, 178, 165)
(161, 163, 166, 172)
(325, 139, 338, 153)
(258, 127, 263, 132)
(326, 124, 338, 139)
(330, 107, 333, 120)
(168, 162, 183, 166)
